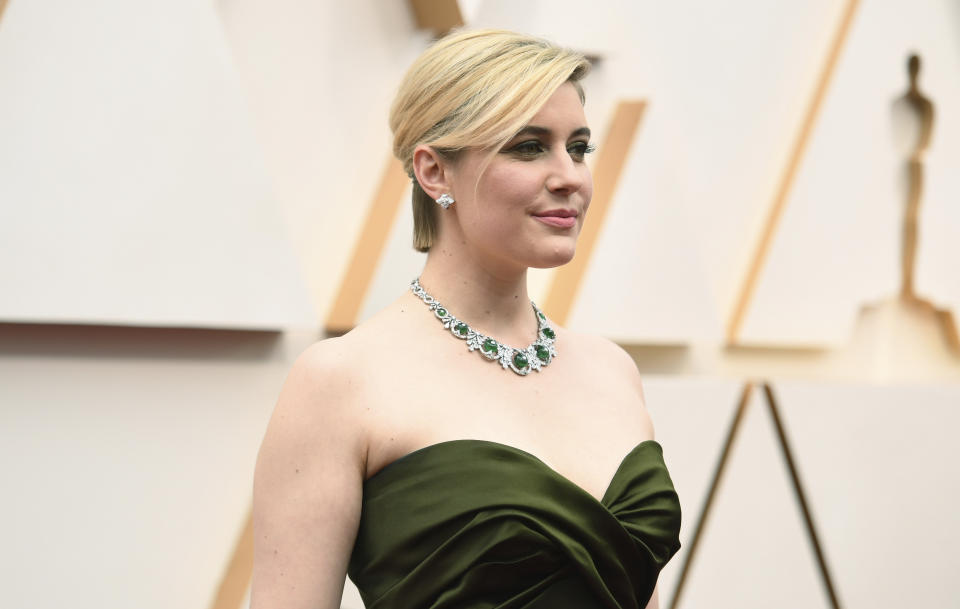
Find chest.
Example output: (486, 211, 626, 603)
(359, 350, 651, 501)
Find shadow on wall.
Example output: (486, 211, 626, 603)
(0, 323, 289, 362)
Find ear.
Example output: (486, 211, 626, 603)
(412, 145, 454, 200)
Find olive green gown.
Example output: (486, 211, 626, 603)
(347, 439, 681, 608)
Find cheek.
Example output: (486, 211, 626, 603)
(476, 167, 539, 210)
(582, 171, 594, 210)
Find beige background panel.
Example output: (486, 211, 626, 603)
(0, 326, 315, 609)
(634, 0, 849, 328)
(913, 2, 960, 312)
(671, 387, 832, 609)
(774, 381, 960, 608)
(466, 0, 621, 57)
(566, 99, 719, 342)
(741, 0, 960, 345)
(357, 182, 425, 324)
(326, 157, 408, 333)
(0, 0, 314, 329)
(919, 147, 960, 311)
(642, 377, 747, 608)
(341, 580, 364, 609)
(565, 0, 848, 343)
(727, 0, 860, 344)
(218, 0, 430, 323)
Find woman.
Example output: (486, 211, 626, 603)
(252, 29, 681, 609)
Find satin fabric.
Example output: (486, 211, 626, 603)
(347, 440, 681, 609)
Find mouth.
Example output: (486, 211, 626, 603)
(532, 209, 579, 229)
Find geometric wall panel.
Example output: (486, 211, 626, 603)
(775, 381, 960, 609)
(217, 0, 431, 328)
(342, 575, 365, 609)
(742, 0, 960, 345)
(327, 157, 410, 333)
(0, 327, 299, 609)
(642, 377, 747, 607)
(668, 385, 832, 609)
(0, 0, 314, 329)
(568, 102, 720, 343)
(566, 0, 849, 345)
(357, 182, 425, 326)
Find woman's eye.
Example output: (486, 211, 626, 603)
(509, 141, 546, 156)
(568, 142, 596, 160)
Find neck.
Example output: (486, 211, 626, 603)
(416, 244, 538, 347)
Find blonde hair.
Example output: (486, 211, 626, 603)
(390, 29, 590, 252)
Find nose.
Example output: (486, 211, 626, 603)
(545, 149, 587, 195)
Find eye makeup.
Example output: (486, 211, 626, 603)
(502, 138, 595, 161)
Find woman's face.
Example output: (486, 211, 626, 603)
(445, 82, 594, 273)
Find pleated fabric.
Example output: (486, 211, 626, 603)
(347, 440, 681, 609)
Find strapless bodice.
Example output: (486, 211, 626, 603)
(347, 439, 681, 608)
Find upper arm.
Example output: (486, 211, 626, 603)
(250, 340, 366, 609)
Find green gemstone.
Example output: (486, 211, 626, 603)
(536, 345, 550, 362)
(436, 308, 447, 317)
(482, 339, 498, 353)
(538, 311, 546, 320)
(454, 322, 468, 336)
(513, 352, 529, 369)
(542, 327, 556, 339)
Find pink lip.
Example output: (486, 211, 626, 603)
(533, 209, 578, 229)
(534, 215, 577, 228)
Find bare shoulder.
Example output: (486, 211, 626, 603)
(266, 336, 367, 442)
(254, 334, 369, 502)
(559, 327, 647, 403)
(551, 326, 656, 445)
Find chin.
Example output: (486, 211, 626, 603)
(530, 242, 577, 269)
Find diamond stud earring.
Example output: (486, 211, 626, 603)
(436, 193, 455, 209)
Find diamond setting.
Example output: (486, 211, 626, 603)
(411, 277, 557, 376)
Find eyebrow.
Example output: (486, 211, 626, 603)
(513, 125, 592, 139)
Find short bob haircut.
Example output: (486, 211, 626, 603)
(389, 29, 590, 252)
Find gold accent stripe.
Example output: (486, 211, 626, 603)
(916, 298, 960, 353)
(543, 100, 647, 325)
(326, 156, 408, 334)
(726, 0, 861, 344)
(936, 309, 960, 352)
(408, 0, 464, 35)
(668, 382, 753, 609)
(763, 383, 843, 609)
(209, 509, 253, 609)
